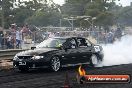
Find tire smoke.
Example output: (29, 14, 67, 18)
(99, 35, 132, 66)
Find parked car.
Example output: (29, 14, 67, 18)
(13, 37, 104, 72)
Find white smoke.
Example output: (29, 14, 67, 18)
(99, 35, 132, 66)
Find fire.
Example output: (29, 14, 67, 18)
(78, 65, 86, 76)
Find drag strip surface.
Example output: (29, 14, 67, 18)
(0, 64, 132, 88)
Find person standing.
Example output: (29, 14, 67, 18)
(10, 23, 17, 48)
(0, 29, 3, 49)
(7, 33, 14, 49)
(106, 31, 114, 43)
(1, 33, 7, 49)
(21, 24, 32, 43)
(114, 28, 122, 40)
(16, 28, 22, 49)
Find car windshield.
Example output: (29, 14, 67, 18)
(36, 38, 66, 48)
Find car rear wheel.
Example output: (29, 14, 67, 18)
(50, 56, 61, 72)
(90, 54, 99, 67)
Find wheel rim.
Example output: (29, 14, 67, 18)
(51, 57, 60, 71)
(91, 55, 98, 65)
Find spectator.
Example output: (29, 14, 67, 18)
(0, 29, 3, 48)
(10, 23, 17, 48)
(1, 34, 7, 49)
(16, 28, 22, 48)
(21, 24, 31, 35)
(21, 24, 32, 43)
(106, 31, 114, 43)
(114, 28, 122, 40)
(6, 34, 12, 49)
(10, 23, 17, 36)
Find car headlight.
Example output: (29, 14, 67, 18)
(31, 55, 44, 60)
(13, 56, 18, 61)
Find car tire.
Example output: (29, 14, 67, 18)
(19, 67, 29, 72)
(50, 56, 61, 72)
(90, 54, 99, 67)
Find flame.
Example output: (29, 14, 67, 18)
(78, 65, 86, 76)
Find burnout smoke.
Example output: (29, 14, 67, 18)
(99, 35, 132, 67)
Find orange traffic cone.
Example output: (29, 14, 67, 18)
(61, 71, 72, 88)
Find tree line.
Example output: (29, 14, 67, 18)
(0, 0, 132, 29)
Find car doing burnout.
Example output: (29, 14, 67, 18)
(13, 37, 104, 72)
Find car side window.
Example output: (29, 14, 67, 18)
(69, 39, 77, 49)
(77, 38, 88, 47)
(62, 38, 77, 49)
(64, 38, 77, 49)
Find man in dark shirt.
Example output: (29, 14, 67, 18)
(0, 31, 3, 49)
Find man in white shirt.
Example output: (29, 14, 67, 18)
(16, 28, 22, 48)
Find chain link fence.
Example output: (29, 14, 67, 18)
(0, 27, 131, 50)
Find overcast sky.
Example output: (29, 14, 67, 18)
(53, 0, 65, 5)
(116, 0, 132, 6)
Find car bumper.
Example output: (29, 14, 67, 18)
(13, 59, 50, 69)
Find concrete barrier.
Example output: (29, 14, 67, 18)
(0, 49, 26, 70)
(0, 49, 27, 60)
(0, 43, 39, 60)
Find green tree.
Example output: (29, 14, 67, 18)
(25, 9, 61, 26)
(61, 0, 119, 29)
(117, 6, 132, 26)
(85, 0, 117, 27)
(13, 0, 61, 27)
(61, 0, 91, 16)
(0, 0, 15, 28)
(13, 0, 45, 26)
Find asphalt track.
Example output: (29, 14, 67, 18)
(0, 64, 131, 88)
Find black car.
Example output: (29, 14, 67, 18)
(13, 37, 104, 72)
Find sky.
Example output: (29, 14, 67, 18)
(116, 0, 132, 6)
(53, 0, 65, 5)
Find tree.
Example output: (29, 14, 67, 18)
(0, 0, 15, 28)
(117, 6, 132, 26)
(61, 0, 91, 16)
(61, 0, 119, 29)
(25, 8, 61, 26)
(85, 0, 116, 24)
(12, 0, 45, 26)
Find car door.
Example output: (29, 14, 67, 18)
(61, 38, 79, 65)
(76, 38, 93, 63)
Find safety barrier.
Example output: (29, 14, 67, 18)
(0, 49, 27, 60)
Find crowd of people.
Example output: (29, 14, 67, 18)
(0, 24, 32, 49)
(0, 25, 123, 50)
(46, 28, 123, 44)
